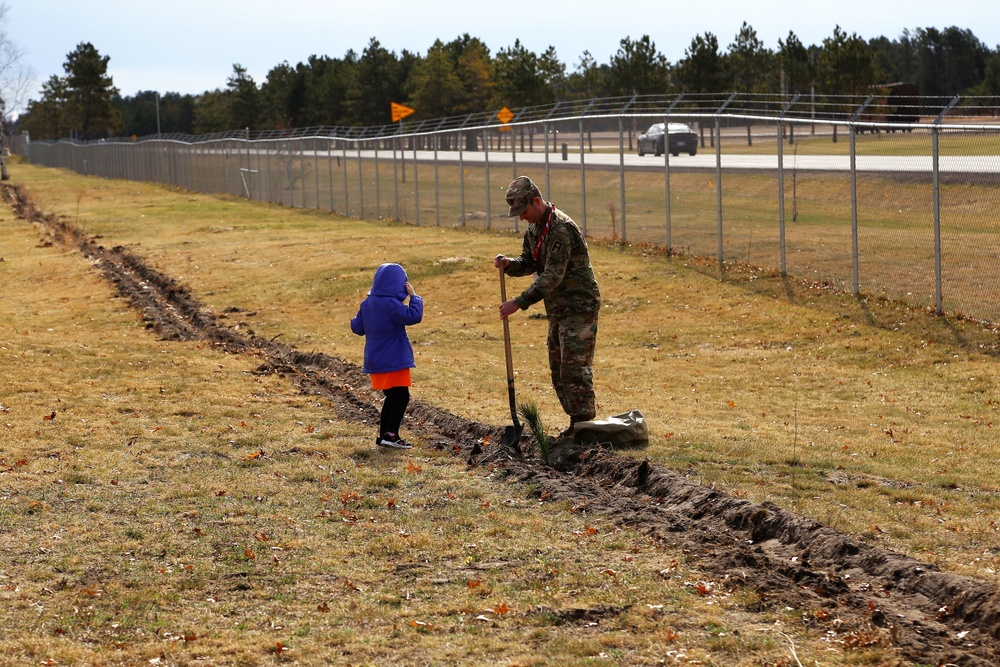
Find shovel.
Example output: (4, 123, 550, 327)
(499, 267, 524, 456)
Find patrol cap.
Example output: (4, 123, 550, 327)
(505, 175, 541, 217)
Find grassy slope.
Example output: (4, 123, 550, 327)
(5, 160, 999, 665)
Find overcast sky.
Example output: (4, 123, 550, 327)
(8, 0, 998, 116)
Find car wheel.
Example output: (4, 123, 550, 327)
(671, 151, 679, 157)
(688, 150, 697, 156)
(638, 146, 645, 156)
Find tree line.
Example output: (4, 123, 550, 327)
(18, 24, 1000, 141)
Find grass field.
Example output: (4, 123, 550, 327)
(3, 159, 1000, 665)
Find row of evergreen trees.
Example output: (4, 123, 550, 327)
(19, 24, 1000, 141)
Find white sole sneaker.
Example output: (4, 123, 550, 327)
(376, 437, 412, 449)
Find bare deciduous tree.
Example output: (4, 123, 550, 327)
(0, 1, 33, 119)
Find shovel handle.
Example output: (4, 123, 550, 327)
(499, 267, 519, 427)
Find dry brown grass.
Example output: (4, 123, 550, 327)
(5, 159, 1000, 665)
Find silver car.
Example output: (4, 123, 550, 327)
(637, 122, 698, 157)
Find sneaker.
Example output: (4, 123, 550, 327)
(376, 432, 412, 449)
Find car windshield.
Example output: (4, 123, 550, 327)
(645, 123, 664, 135)
(667, 123, 693, 133)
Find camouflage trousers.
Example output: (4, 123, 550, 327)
(546, 309, 599, 423)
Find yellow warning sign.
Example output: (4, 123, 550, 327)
(496, 106, 514, 124)
(391, 102, 416, 122)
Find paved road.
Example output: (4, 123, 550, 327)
(356, 149, 1000, 174)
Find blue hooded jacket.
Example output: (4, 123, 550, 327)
(350, 263, 424, 375)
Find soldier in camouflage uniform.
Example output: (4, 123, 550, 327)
(494, 175, 601, 436)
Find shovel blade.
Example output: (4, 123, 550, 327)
(502, 424, 523, 445)
(502, 424, 524, 457)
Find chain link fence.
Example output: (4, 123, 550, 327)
(22, 93, 1000, 323)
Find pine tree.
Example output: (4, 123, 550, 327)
(63, 42, 122, 140)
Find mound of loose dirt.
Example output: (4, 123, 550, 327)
(5, 183, 998, 666)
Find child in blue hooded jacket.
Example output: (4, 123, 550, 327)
(350, 263, 424, 449)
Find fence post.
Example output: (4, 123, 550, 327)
(269, 138, 275, 203)
(715, 115, 723, 271)
(286, 139, 294, 207)
(434, 132, 440, 227)
(391, 135, 398, 220)
(511, 118, 518, 182)
(777, 95, 800, 277)
(849, 95, 874, 296)
(377, 138, 384, 220)
(618, 115, 626, 243)
(933, 95, 961, 315)
(850, 123, 859, 295)
(459, 131, 466, 227)
(299, 140, 307, 205)
(357, 140, 364, 219)
(616, 95, 636, 244)
(544, 120, 551, 197)
(663, 94, 684, 254)
(342, 139, 349, 215)
(715, 93, 737, 273)
(327, 138, 334, 212)
(413, 137, 419, 226)
(484, 128, 492, 230)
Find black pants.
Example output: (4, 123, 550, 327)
(380, 386, 410, 436)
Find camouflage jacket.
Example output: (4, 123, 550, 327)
(505, 204, 601, 318)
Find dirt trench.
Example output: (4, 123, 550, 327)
(5, 183, 999, 666)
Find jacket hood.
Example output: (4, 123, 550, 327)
(368, 263, 408, 299)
